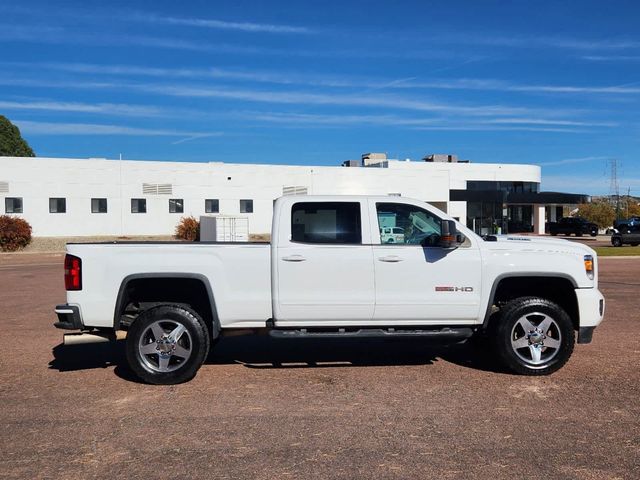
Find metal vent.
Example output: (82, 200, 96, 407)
(283, 186, 308, 196)
(142, 183, 173, 195)
(0, 182, 8, 193)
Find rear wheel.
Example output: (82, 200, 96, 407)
(492, 297, 574, 375)
(125, 305, 211, 384)
(612, 236, 623, 247)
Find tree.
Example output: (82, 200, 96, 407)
(576, 199, 616, 228)
(0, 115, 35, 157)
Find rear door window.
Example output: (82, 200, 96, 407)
(291, 202, 362, 244)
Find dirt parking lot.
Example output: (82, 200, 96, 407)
(0, 254, 638, 479)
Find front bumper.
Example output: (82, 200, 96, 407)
(574, 288, 605, 344)
(54, 304, 83, 330)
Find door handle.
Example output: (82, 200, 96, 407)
(379, 255, 403, 263)
(282, 255, 306, 262)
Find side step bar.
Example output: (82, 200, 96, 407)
(269, 327, 474, 341)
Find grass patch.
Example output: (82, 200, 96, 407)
(595, 246, 640, 256)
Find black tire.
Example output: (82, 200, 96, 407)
(491, 297, 574, 375)
(590, 229, 598, 237)
(631, 243, 639, 247)
(612, 236, 623, 247)
(125, 305, 212, 385)
(575, 231, 583, 237)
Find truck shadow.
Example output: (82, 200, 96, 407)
(50, 335, 504, 381)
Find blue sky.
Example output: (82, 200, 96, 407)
(0, 0, 638, 194)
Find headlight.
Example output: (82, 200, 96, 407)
(584, 255, 594, 280)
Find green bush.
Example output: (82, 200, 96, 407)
(175, 216, 199, 241)
(0, 216, 32, 251)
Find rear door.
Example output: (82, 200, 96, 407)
(370, 200, 482, 324)
(274, 200, 375, 324)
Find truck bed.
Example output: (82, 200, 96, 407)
(66, 242, 272, 329)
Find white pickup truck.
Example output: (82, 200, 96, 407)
(55, 195, 605, 384)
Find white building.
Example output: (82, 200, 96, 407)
(0, 154, 587, 237)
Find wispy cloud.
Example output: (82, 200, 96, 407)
(238, 111, 609, 132)
(582, 55, 640, 62)
(138, 83, 568, 118)
(12, 62, 640, 96)
(0, 100, 167, 117)
(538, 156, 610, 167)
(435, 33, 640, 50)
(0, 75, 595, 124)
(241, 111, 442, 127)
(412, 125, 585, 133)
(484, 118, 616, 127)
(140, 14, 312, 34)
(14, 120, 223, 138)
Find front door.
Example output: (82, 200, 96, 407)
(275, 201, 375, 324)
(371, 201, 482, 324)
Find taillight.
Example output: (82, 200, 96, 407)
(64, 254, 82, 290)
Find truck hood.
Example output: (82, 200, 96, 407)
(482, 235, 596, 257)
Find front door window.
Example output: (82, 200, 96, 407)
(376, 203, 441, 246)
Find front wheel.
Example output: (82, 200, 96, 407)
(492, 297, 574, 375)
(612, 236, 623, 247)
(125, 305, 211, 384)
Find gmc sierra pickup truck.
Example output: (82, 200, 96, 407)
(55, 196, 605, 384)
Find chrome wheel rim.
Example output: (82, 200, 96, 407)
(138, 320, 193, 373)
(510, 312, 562, 369)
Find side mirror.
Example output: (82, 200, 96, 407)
(439, 220, 465, 249)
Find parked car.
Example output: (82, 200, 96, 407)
(613, 216, 640, 233)
(611, 224, 640, 247)
(55, 195, 604, 384)
(380, 226, 405, 243)
(548, 217, 598, 237)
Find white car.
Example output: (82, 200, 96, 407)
(55, 195, 605, 384)
(380, 226, 405, 243)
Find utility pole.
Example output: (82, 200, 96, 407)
(607, 159, 620, 219)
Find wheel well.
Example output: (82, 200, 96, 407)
(115, 276, 218, 334)
(490, 276, 579, 330)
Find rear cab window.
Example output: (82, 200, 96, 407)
(291, 202, 362, 244)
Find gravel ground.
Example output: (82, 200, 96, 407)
(0, 256, 638, 479)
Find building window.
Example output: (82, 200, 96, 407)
(91, 198, 108, 213)
(291, 202, 362, 244)
(5, 197, 23, 213)
(240, 199, 253, 213)
(131, 198, 147, 213)
(205, 199, 219, 213)
(49, 198, 66, 213)
(169, 199, 184, 213)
